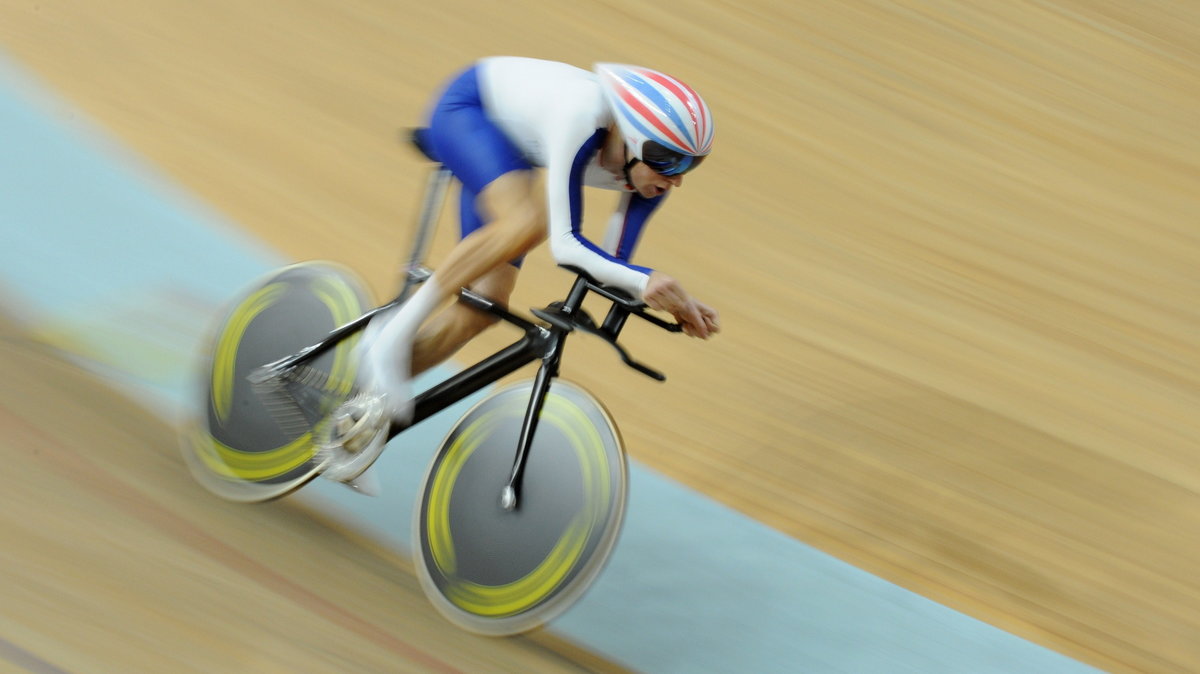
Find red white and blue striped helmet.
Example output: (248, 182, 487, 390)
(594, 62, 714, 175)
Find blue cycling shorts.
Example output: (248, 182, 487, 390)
(425, 65, 531, 262)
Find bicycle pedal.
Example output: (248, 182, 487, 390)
(319, 393, 391, 484)
(334, 415, 365, 454)
(331, 398, 382, 454)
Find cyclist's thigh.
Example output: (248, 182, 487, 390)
(459, 179, 534, 268)
(475, 170, 542, 220)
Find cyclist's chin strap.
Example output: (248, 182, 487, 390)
(621, 145, 639, 191)
(622, 157, 640, 191)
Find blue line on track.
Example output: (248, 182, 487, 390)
(0, 635, 71, 674)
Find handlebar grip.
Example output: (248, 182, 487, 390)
(633, 309, 683, 333)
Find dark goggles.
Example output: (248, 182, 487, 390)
(640, 141, 707, 177)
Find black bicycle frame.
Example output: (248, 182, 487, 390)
(397, 275, 593, 510)
(251, 149, 678, 510)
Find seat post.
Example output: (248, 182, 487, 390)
(397, 128, 451, 302)
(407, 168, 450, 268)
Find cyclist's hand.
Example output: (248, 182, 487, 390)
(644, 271, 718, 339)
(695, 299, 721, 336)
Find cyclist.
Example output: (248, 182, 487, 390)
(323, 56, 720, 488)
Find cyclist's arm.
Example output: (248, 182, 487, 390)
(605, 193, 719, 339)
(544, 134, 657, 299)
(547, 137, 718, 339)
(601, 191, 665, 262)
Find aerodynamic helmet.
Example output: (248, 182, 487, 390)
(594, 62, 714, 176)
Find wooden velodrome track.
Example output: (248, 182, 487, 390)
(2, 1, 1198, 672)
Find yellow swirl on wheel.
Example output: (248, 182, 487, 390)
(424, 391, 612, 617)
(199, 267, 365, 483)
(211, 282, 286, 424)
(311, 273, 362, 398)
(189, 426, 315, 480)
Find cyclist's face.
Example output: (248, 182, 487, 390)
(628, 161, 683, 198)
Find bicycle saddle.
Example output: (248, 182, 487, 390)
(409, 128, 438, 162)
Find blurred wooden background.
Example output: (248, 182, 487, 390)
(1, 1, 1197, 672)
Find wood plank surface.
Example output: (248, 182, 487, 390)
(1, 1, 1198, 672)
(0, 316, 628, 672)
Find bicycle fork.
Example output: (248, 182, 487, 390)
(500, 275, 590, 511)
(499, 355, 558, 511)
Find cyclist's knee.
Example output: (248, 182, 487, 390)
(430, 263, 514, 340)
(471, 265, 519, 319)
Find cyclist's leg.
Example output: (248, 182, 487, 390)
(325, 171, 542, 483)
(410, 263, 519, 376)
(413, 170, 544, 318)
(356, 64, 544, 421)
(367, 171, 543, 396)
(412, 180, 522, 375)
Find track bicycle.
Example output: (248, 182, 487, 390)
(180, 130, 682, 635)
